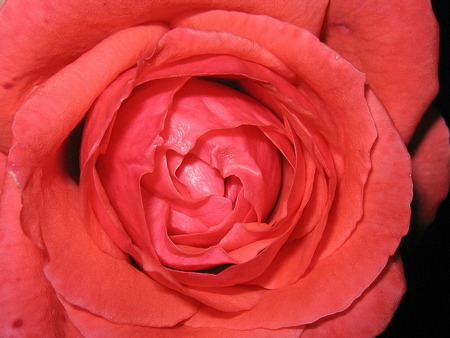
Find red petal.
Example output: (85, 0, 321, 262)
(302, 255, 405, 337)
(34, 174, 198, 326)
(80, 67, 137, 168)
(322, 0, 439, 142)
(409, 108, 450, 229)
(63, 299, 303, 338)
(147, 28, 295, 82)
(10, 24, 167, 181)
(6, 23, 198, 326)
(0, 160, 81, 337)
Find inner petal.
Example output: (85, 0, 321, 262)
(176, 153, 224, 199)
(224, 175, 241, 205)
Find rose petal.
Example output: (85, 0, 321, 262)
(142, 190, 239, 271)
(62, 300, 303, 338)
(10, 24, 166, 252)
(6, 23, 199, 328)
(142, 21, 378, 271)
(322, 0, 439, 142)
(409, 107, 450, 229)
(302, 255, 405, 337)
(249, 168, 330, 288)
(131, 20, 386, 299)
(84, 76, 189, 257)
(176, 153, 225, 199)
(157, 78, 285, 154)
(35, 173, 198, 327)
(11, 23, 167, 185)
(188, 126, 281, 220)
(146, 28, 296, 83)
(169, 189, 254, 248)
(0, 160, 81, 337)
(171, 226, 291, 287)
(80, 67, 138, 168)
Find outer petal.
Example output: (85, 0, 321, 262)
(6, 21, 198, 330)
(62, 300, 303, 338)
(9, 24, 167, 246)
(0, 0, 328, 152)
(302, 255, 405, 337)
(7, 141, 199, 328)
(322, 0, 439, 142)
(0, 159, 81, 337)
(39, 175, 199, 327)
(409, 107, 450, 230)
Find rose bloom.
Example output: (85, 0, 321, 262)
(0, 0, 449, 337)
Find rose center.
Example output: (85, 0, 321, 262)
(175, 153, 224, 199)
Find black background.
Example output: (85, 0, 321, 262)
(381, 1, 449, 336)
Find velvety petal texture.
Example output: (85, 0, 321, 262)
(0, 0, 446, 337)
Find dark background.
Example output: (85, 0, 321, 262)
(381, 1, 449, 336)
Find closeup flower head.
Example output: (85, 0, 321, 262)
(0, 0, 448, 337)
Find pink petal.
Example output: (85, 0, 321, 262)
(249, 169, 330, 288)
(5, 23, 198, 328)
(89, 77, 189, 253)
(145, 28, 296, 83)
(80, 67, 137, 168)
(169, 189, 253, 248)
(142, 190, 239, 271)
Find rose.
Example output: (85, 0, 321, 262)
(0, 0, 448, 337)
(1, 1, 448, 337)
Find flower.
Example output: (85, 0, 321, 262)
(1, 0, 448, 337)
